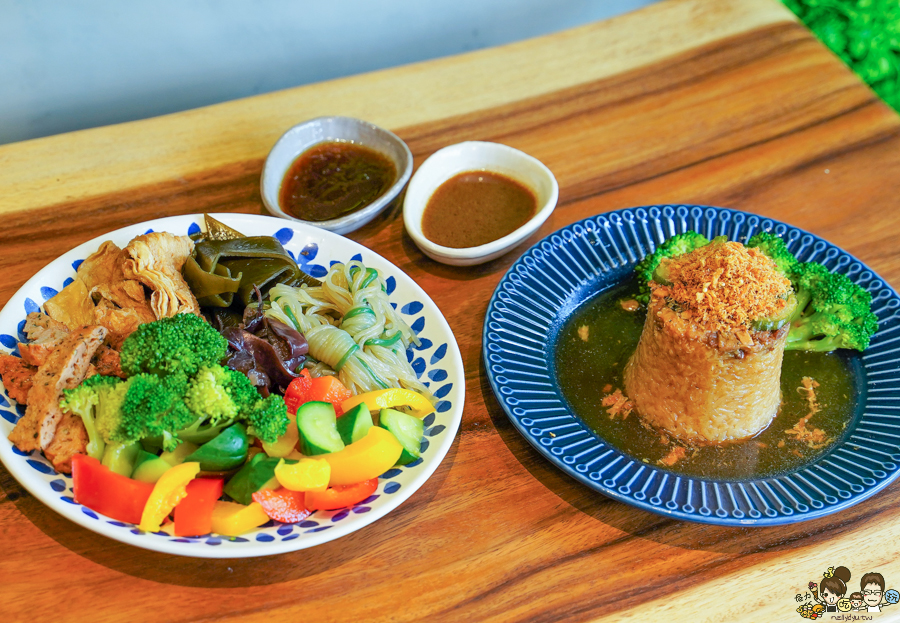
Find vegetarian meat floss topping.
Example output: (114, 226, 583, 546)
(653, 241, 792, 333)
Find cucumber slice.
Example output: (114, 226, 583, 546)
(752, 293, 798, 332)
(651, 260, 672, 285)
(132, 456, 172, 483)
(336, 403, 373, 445)
(101, 442, 142, 477)
(297, 401, 346, 456)
(379, 408, 425, 466)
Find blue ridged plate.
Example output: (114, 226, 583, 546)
(483, 205, 900, 526)
(0, 214, 464, 557)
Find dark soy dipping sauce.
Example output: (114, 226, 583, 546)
(421, 171, 536, 248)
(555, 280, 859, 479)
(280, 141, 396, 222)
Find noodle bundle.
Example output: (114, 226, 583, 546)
(267, 261, 432, 398)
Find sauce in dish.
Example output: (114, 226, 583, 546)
(421, 171, 536, 248)
(555, 280, 859, 480)
(280, 141, 396, 222)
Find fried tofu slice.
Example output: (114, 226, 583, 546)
(8, 326, 107, 452)
(0, 354, 36, 405)
(123, 232, 200, 318)
(76, 241, 126, 291)
(43, 411, 88, 474)
(43, 278, 94, 330)
(93, 297, 155, 349)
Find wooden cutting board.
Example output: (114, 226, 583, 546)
(1, 0, 899, 621)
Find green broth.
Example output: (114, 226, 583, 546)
(554, 280, 858, 479)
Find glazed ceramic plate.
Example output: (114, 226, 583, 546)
(484, 205, 900, 526)
(0, 214, 464, 556)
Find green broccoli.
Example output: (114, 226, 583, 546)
(176, 364, 288, 446)
(785, 262, 879, 352)
(632, 230, 879, 352)
(119, 313, 228, 378)
(746, 231, 799, 277)
(245, 394, 290, 445)
(633, 231, 710, 303)
(60, 372, 197, 454)
(62, 315, 289, 454)
(114, 373, 196, 449)
(59, 374, 125, 460)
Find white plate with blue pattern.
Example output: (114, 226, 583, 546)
(0, 213, 464, 557)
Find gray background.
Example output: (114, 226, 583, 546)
(0, 0, 657, 145)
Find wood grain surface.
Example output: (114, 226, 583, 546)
(2, 0, 900, 621)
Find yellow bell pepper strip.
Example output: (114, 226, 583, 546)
(322, 426, 403, 486)
(139, 461, 201, 533)
(340, 388, 435, 419)
(274, 457, 330, 492)
(210, 501, 270, 536)
(262, 420, 300, 458)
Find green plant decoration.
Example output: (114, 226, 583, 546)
(783, 0, 900, 112)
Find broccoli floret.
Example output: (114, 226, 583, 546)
(119, 313, 228, 378)
(59, 374, 124, 460)
(633, 231, 710, 303)
(785, 262, 878, 352)
(746, 232, 799, 277)
(184, 365, 241, 424)
(177, 365, 288, 446)
(108, 373, 196, 451)
(245, 394, 289, 445)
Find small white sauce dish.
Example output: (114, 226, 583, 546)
(402, 141, 558, 266)
(261, 116, 413, 235)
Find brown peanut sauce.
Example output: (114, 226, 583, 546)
(554, 279, 859, 479)
(421, 171, 536, 248)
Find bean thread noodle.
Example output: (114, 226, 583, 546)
(266, 261, 434, 400)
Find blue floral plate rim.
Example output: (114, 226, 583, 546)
(0, 213, 465, 557)
(483, 205, 900, 527)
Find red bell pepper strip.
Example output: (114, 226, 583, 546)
(252, 487, 310, 523)
(71, 454, 154, 525)
(284, 371, 352, 416)
(174, 477, 224, 537)
(305, 478, 378, 511)
(283, 369, 312, 414)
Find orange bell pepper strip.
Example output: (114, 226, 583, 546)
(173, 477, 224, 537)
(321, 426, 402, 486)
(305, 479, 378, 511)
(139, 462, 200, 533)
(72, 454, 154, 525)
(210, 501, 270, 536)
(252, 487, 310, 523)
(340, 388, 434, 419)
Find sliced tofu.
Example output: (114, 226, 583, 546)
(8, 325, 107, 452)
(43, 411, 89, 474)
